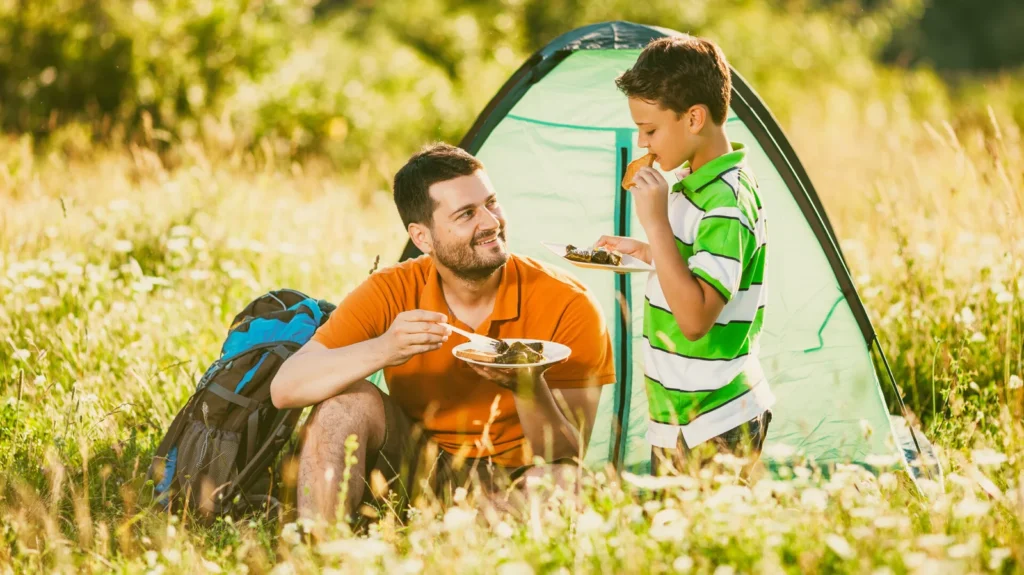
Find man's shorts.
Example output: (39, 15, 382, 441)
(651, 410, 772, 477)
(363, 385, 539, 507)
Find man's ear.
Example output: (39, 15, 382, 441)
(408, 222, 433, 255)
(688, 105, 708, 134)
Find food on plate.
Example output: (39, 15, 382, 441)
(621, 154, 656, 189)
(456, 341, 545, 365)
(565, 245, 622, 266)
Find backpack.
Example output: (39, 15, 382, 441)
(146, 289, 335, 519)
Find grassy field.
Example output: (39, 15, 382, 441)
(2, 99, 1024, 573)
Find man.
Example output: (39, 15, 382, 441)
(270, 143, 616, 522)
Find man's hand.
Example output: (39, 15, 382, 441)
(467, 362, 558, 394)
(378, 310, 451, 367)
(628, 166, 670, 234)
(594, 235, 652, 265)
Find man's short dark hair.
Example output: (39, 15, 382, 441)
(615, 35, 732, 125)
(393, 142, 483, 227)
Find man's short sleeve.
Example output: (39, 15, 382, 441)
(688, 210, 755, 302)
(543, 292, 617, 389)
(312, 275, 397, 349)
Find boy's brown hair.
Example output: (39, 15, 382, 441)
(615, 35, 732, 125)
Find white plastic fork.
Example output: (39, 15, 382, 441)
(446, 324, 509, 353)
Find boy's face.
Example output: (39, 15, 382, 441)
(628, 97, 701, 172)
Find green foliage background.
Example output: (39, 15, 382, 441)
(2, 0, 1021, 171)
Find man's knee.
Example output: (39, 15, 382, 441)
(303, 380, 387, 452)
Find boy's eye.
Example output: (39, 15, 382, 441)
(645, 129, 656, 136)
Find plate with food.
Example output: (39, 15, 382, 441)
(540, 241, 654, 273)
(453, 338, 571, 369)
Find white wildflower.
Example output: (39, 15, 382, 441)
(972, 448, 1007, 466)
(952, 498, 990, 518)
(113, 240, 134, 253)
(649, 508, 687, 542)
(989, 548, 1011, 570)
(270, 563, 296, 575)
(33, 375, 45, 386)
(400, 558, 424, 574)
(902, 551, 926, 568)
(672, 556, 694, 572)
(280, 522, 301, 546)
(878, 473, 898, 490)
(916, 534, 954, 548)
(443, 507, 477, 532)
(576, 510, 605, 535)
(495, 521, 515, 539)
(800, 488, 829, 511)
(957, 306, 976, 326)
(162, 548, 180, 565)
(316, 538, 391, 560)
(970, 332, 986, 343)
(201, 559, 223, 573)
(1009, 375, 1023, 390)
(865, 453, 900, 468)
(497, 561, 534, 575)
(12, 348, 30, 362)
(166, 237, 190, 253)
(996, 291, 1013, 304)
(191, 237, 208, 251)
(762, 443, 797, 459)
(712, 566, 735, 575)
(166, 524, 177, 538)
(453, 487, 468, 503)
(825, 534, 854, 559)
(850, 526, 873, 540)
(144, 550, 158, 567)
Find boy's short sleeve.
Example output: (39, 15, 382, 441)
(687, 211, 756, 302)
(543, 292, 618, 389)
(312, 275, 398, 349)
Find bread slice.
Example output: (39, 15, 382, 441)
(455, 348, 503, 363)
(621, 154, 655, 189)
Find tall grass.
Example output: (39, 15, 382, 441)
(2, 98, 1024, 572)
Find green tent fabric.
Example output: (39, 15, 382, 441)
(398, 21, 930, 478)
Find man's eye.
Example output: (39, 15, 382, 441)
(462, 210, 474, 220)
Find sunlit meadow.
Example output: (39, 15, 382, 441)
(3, 97, 1024, 572)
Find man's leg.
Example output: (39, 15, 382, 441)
(296, 380, 387, 522)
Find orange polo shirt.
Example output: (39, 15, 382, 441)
(311, 254, 617, 467)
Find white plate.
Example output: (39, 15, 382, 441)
(452, 338, 571, 369)
(541, 241, 654, 273)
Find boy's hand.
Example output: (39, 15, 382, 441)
(628, 167, 670, 233)
(594, 235, 652, 265)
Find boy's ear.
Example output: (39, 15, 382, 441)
(408, 222, 433, 255)
(687, 105, 708, 134)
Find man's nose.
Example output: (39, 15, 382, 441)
(480, 205, 501, 228)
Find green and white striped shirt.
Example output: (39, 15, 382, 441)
(644, 143, 775, 449)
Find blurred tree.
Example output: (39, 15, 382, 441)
(883, 0, 1024, 72)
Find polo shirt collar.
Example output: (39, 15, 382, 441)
(419, 255, 521, 326)
(673, 142, 746, 194)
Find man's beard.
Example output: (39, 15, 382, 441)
(431, 229, 509, 281)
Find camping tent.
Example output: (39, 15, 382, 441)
(399, 21, 932, 477)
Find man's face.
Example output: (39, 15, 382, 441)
(424, 170, 509, 280)
(628, 97, 700, 172)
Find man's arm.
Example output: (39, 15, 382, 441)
(270, 310, 450, 409)
(513, 378, 601, 461)
(646, 220, 727, 341)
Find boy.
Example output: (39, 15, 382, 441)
(596, 35, 774, 477)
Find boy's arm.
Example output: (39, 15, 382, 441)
(646, 220, 727, 341)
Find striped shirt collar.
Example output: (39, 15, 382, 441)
(672, 142, 747, 194)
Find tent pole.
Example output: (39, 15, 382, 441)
(874, 337, 927, 470)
